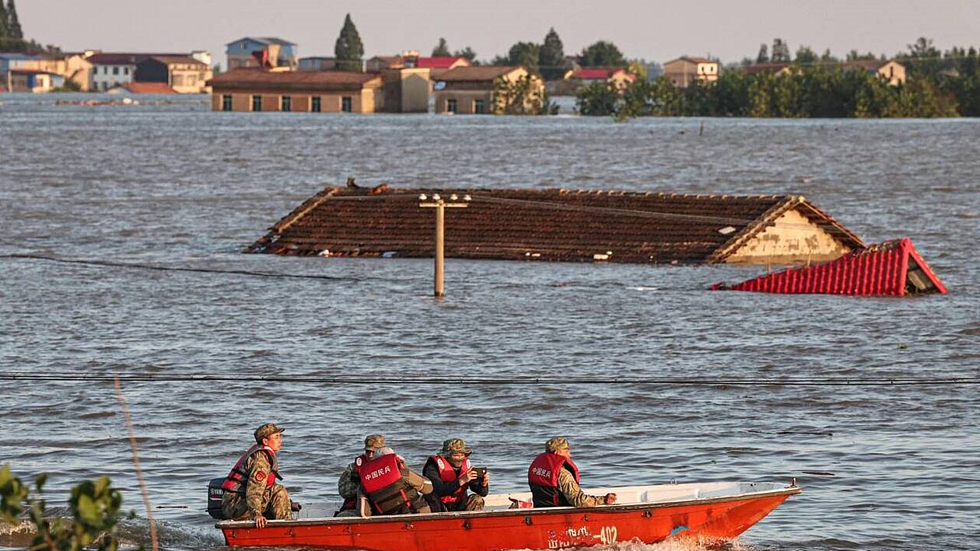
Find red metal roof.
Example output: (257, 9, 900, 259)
(246, 186, 862, 265)
(416, 56, 466, 69)
(570, 68, 629, 80)
(711, 238, 947, 296)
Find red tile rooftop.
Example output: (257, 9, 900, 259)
(246, 186, 863, 265)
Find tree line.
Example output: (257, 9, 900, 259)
(0, 0, 59, 54)
(577, 37, 980, 118)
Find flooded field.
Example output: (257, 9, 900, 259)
(1, 94, 978, 551)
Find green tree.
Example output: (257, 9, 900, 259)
(334, 13, 364, 71)
(432, 37, 450, 57)
(538, 27, 565, 80)
(6, 0, 21, 39)
(0, 466, 131, 551)
(771, 38, 790, 62)
(492, 74, 552, 115)
(0, 1, 9, 41)
(579, 41, 626, 67)
(648, 76, 682, 116)
(453, 46, 477, 62)
(575, 81, 618, 116)
(795, 46, 817, 64)
(756, 43, 769, 63)
(507, 41, 540, 71)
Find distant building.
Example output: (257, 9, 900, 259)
(299, 57, 338, 71)
(843, 59, 906, 86)
(8, 69, 64, 92)
(741, 62, 793, 76)
(226, 37, 298, 69)
(379, 68, 430, 113)
(2, 54, 69, 91)
(433, 66, 543, 115)
(663, 56, 719, 87)
(413, 56, 470, 81)
(207, 68, 383, 113)
(135, 56, 212, 93)
(565, 67, 636, 90)
(366, 55, 405, 72)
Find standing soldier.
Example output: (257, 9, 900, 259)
(527, 437, 616, 508)
(221, 423, 295, 527)
(335, 434, 385, 517)
(422, 438, 490, 511)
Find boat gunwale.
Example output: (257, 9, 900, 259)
(215, 484, 801, 530)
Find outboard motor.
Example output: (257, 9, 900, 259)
(207, 477, 226, 519)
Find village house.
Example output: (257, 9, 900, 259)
(135, 56, 212, 93)
(8, 69, 64, 92)
(207, 68, 383, 113)
(226, 37, 298, 69)
(433, 66, 543, 114)
(843, 59, 906, 86)
(378, 68, 431, 113)
(663, 56, 719, 87)
(366, 55, 405, 72)
(565, 67, 636, 90)
(246, 186, 863, 266)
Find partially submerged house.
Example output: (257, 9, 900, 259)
(246, 186, 863, 265)
(207, 69, 383, 112)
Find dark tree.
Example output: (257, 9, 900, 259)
(795, 46, 817, 64)
(538, 27, 565, 80)
(0, 2, 9, 40)
(334, 13, 364, 71)
(756, 44, 769, 63)
(432, 37, 450, 57)
(507, 41, 540, 71)
(453, 46, 477, 62)
(6, 0, 21, 39)
(579, 40, 626, 67)
(771, 38, 790, 62)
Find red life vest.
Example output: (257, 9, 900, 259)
(338, 454, 369, 512)
(357, 454, 424, 515)
(527, 452, 580, 507)
(423, 455, 471, 505)
(222, 444, 281, 494)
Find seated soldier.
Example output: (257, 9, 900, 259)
(422, 438, 489, 511)
(527, 437, 616, 508)
(220, 423, 297, 527)
(358, 447, 433, 516)
(335, 434, 385, 517)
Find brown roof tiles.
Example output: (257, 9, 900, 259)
(207, 68, 382, 91)
(246, 187, 862, 264)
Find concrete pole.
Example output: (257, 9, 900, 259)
(435, 200, 445, 297)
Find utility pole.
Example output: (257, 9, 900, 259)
(419, 193, 471, 297)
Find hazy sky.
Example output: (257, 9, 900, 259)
(20, 0, 980, 66)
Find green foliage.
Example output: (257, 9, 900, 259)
(0, 465, 130, 551)
(334, 13, 364, 71)
(453, 46, 476, 62)
(756, 44, 768, 64)
(771, 38, 791, 63)
(538, 28, 565, 80)
(575, 81, 618, 116)
(579, 41, 626, 68)
(432, 37, 450, 57)
(795, 46, 817, 63)
(0, 1, 9, 40)
(6, 0, 21, 40)
(492, 74, 553, 115)
(507, 42, 540, 71)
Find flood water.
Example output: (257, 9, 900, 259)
(1, 94, 978, 551)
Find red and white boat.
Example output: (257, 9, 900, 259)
(216, 480, 801, 550)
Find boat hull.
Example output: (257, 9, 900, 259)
(219, 487, 799, 550)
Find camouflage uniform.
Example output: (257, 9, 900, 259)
(546, 437, 605, 508)
(335, 434, 385, 517)
(221, 424, 292, 521)
(423, 438, 488, 512)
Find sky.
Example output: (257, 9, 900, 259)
(19, 0, 980, 66)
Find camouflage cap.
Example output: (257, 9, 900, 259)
(440, 438, 472, 456)
(254, 423, 285, 444)
(545, 437, 571, 453)
(364, 434, 386, 450)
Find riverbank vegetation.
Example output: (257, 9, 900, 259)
(576, 38, 980, 118)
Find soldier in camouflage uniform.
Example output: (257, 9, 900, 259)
(422, 438, 490, 511)
(335, 434, 385, 517)
(527, 437, 617, 508)
(221, 423, 293, 527)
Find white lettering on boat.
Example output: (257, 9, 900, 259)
(546, 525, 618, 548)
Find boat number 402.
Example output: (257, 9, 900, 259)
(597, 526, 618, 545)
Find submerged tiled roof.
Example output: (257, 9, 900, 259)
(246, 187, 863, 264)
(438, 66, 520, 82)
